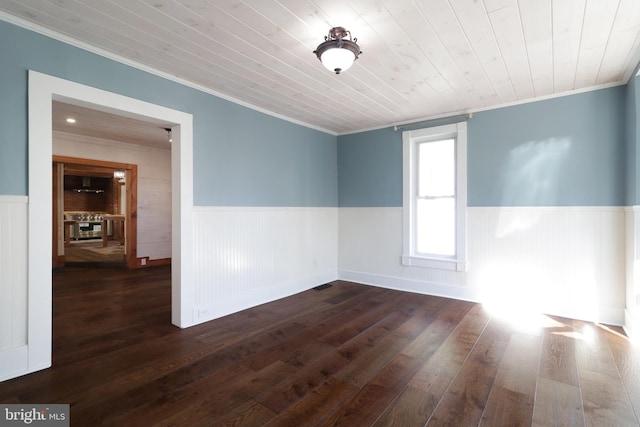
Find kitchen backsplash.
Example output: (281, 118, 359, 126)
(63, 175, 118, 213)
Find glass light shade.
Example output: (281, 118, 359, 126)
(320, 47, 356, 74)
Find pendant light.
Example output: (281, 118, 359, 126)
(313, 27, 362, 74)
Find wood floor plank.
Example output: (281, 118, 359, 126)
(318, 291, 414, 347)
(401, 299, 474, 360)
(493, 331, 542, 395)
(327, 353, 424, 426)
(332, 332, 412, 388)
(190, 281, 365, 348)
(407, 304, 490, 393)
(480, 386, 535, 427)
(74, 363, 257, 426)
(532, 377, 585, 427)
(114, 360, 294, 426)
(263, 378, 359, 426)
(75, 333, 285, 421)
(280, 339, 337, 369)
(425, 317, 510, 426)
(570, 320, 639, 426)
(373, 304, 491, 426)
(571, 320, 620, 379)
(255, 305, 412, 413)
(606, 327, 640, 421)
(245, 336, 336, 372)
(1, 266, 638, 426)
(321, 282, 383, 305)
(53, 332, 233, 410)
(241, 293, 400, 371)
(539, 329, 579, 386)
(579, 368, 638, 426)
(480, 331, 541, 426)
(254, 344, 354, 414)
(297, 286, 389, 330)
(373, 386, 436, 427)
(389, 295, 449, 340)
(209, 400, 276, 427)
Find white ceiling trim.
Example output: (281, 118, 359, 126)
(0, 11, 338, 135)
(343, 79, 626, 136)
(2, 4, 638, 137)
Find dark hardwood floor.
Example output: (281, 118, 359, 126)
(1, 265, 639, 426)
(64, 240, 125, 264)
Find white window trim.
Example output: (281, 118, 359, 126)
(402, 122, 467, 271)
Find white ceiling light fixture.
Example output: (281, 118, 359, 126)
(313, 27, 362, 74)
(66, 117, 76, 123)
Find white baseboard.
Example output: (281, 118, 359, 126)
(195, 269, 338, 324)
(338, 269, 625, 327)
(338, 270, 482, 303)
(0, 345, 27, 382)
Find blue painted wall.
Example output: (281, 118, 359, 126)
(627, 74, 640, 205)
(338, 127, 401, 207)
(0, 19, 633, 209)
(338, 87, 627, 207)
(468, 88, 626, 206)
(0, 20, 338, 207)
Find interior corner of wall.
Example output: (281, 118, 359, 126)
(624, 308, 638, 343)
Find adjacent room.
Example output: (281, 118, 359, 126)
(1, 1, 640, 425)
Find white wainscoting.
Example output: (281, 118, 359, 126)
(192, 206, 338, 323)
(339, 206, 626, 326)
(0, 195, 28, 381)
(625, 206, 640, 340)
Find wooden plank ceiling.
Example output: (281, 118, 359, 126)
(2, 0, 640, 135)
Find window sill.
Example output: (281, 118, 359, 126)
(401, 255, 466, 271)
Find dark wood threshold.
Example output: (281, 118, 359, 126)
(136, 257, 171, 268)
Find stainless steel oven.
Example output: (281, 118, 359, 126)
(66, 212, 112, 240)
(76, 220, 102, 239)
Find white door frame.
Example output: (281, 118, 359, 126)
(27, 71, 195, 375)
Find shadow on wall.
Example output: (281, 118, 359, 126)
(477, 137, 604, 326)
(497, 137, 572, 237)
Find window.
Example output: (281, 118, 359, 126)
(402, 122, 467, 271)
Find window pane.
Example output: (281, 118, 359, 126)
(418, 139, 454, 197)
(416, 198, 455, 256)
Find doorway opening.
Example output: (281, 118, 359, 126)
(52, 157, 138, 269)
(23, 71, 195, 379)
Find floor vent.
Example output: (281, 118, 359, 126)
(313, 283, 333, 291)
